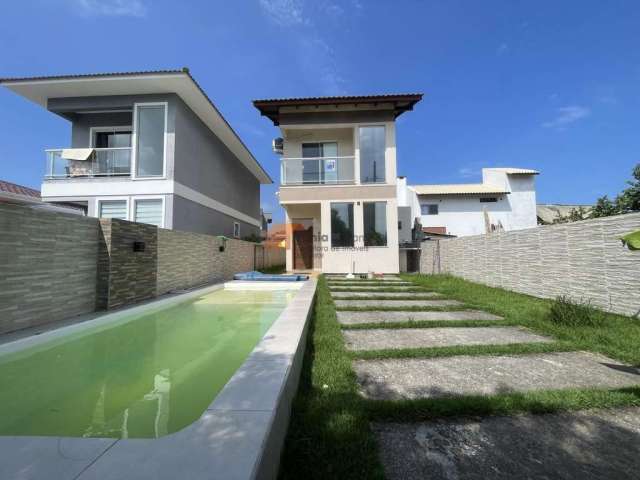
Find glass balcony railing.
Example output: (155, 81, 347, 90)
(45, 148, 132, 178)
(281, 156, 355, 185)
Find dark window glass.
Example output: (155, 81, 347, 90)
(359, 126, 385, 183)
(480, 197, 498, 203)
(364, 202, 387, 246)
(421, 204, 439, 215)
(330, 202, 354, 247)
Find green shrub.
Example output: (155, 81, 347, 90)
(548, 295, 605, 327)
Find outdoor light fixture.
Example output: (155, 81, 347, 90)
(133, 241, 146, 252)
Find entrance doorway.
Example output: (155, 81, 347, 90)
(292, 219, 314, 270)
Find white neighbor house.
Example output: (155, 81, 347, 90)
(414, 168, 539, 237)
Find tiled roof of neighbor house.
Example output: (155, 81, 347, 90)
(253, 93, 423, 125)
(0, 180, 41, 199)
(0, 69, 272, 184)
(488, 168, 539, 175)
(412, 184, 510, 195)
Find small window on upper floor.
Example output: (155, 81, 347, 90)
(480, 197, 498, 203)
(233, 222, 241, 238)
(421, 204, 439, 215)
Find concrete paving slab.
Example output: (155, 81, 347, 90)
(373, 407, 640, 480)
(337, 310, 503, 325)
(334, 299, 464, 309)
(328, 282, 413, 287)
(354, 351, 640, 400)
(329, 285, 421, 291)
(342, 327, 552, 351)
(0, 436, 116, 480)
(331, 291, 441, 299)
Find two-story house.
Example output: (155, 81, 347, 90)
(253, 94, 422, 274)
(0, 69, 272, 237)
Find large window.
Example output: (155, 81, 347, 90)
(330, 202, 354, 247)
(421, 204, 439, 215)
(135, 104, 166, 177)
(363, 202, 387, 246)
(98, 200, 127, 220)
(133, 199, 163, 227)
(302, 142, 338, 184)
(359, 126, 385, 183)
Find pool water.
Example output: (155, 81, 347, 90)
(0, 289, 294, 439)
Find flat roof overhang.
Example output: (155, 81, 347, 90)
(0, 70, 272, 184)
(253, 93, 423, 126)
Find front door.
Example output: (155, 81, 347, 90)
(293, 226, 314, 270)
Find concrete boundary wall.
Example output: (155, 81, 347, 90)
(0, 203, 279, 334)
(421, 213, 640, 316)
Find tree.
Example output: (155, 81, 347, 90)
(590, 163, 640, 218)
(591, 195, 619, 218)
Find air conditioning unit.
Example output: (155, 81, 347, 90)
(272, 137, 284, 155)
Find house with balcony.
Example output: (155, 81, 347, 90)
(0, 69, 271, 237)
(253, 94, 422, 274)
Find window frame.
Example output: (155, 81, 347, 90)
(89, 125, 133, 148)
(363, 201, 388, 247)
(330, 202, 355, 248)
(96, 197, 129, 221)
(358, 125, 386, 184)
(233, 222, 241, 238)
(131, 102, 168, 180)
(421, 204, 439, 215)
(132, 196, 165, 228)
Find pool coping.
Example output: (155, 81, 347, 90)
(0, 278, 318, 480)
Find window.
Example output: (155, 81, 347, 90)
(302, 142, 338, 184)
(330, 202, 354, 247)
(359, 126, 385, 183)
(363, 202, 387, 246)
(233, 222, 240, 238)
(135, 104, 166, 177)
(134, 199, 163, 227)
(99, 200, 127, 220)
(92, 128, 132, 175)
(480, 197, 498, 203)
(421, 204, 439, 215)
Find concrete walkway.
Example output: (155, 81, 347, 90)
(325, 276, 640, 479)
(343, 327, 552, 351)
(331, 291, 441, 299)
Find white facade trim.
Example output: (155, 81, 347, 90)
(131, 102, 168, 181)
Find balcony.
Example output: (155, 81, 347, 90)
(281, 156, 355, 186)
(45, 148, 132, 179)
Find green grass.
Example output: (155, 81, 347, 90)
(278, 276, 385, 480)
(279, 274, 640, 478)
(349, 340, 575, 360)
(401, 274, 640, 366)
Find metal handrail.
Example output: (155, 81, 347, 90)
(45, 147, 133, 178)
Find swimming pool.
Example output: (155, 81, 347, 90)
(0, 288, 294, 439)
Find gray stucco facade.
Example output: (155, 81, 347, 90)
(43, 93, 263, 237)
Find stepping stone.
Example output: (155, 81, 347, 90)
(331, 292, 441, 299)
(342, 327, 552, 351)
(328, 281, 412, 286)
(373, 407, 640, 480)
(337, 310, 503, 325)
(329, 286, 421, 291)
(334, 299, 463, 309)
(353, 351, 640, 400)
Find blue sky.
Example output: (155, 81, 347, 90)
(1, 0, 639, 222)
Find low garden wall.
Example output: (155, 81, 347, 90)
(0, 202, 282, 334)
(421, 212, 640, 316)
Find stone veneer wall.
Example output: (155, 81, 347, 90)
(0, 203, 268, 334)
(0, 203, 101, 334)
(420, 212, 640, 316)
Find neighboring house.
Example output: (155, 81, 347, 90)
(254, 93, 423, 273)
(414, 168, 539, 237)
(260, 209, 273, 239)
(0, 69, 271, 237)
(537, 204, 592, 224)
(0, 179, 83, 214)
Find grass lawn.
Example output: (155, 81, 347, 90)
(278, 274, 640, 479)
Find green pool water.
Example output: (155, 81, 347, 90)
(0, 288, 294, 439)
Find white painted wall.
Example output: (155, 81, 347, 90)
(420, 169, 538, 237)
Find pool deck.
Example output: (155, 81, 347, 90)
(0, 278, 318, 480)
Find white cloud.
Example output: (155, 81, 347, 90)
(542, 105, 590, 130)
(258, 0, 305, 26)
(72, 0, 148, 17)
